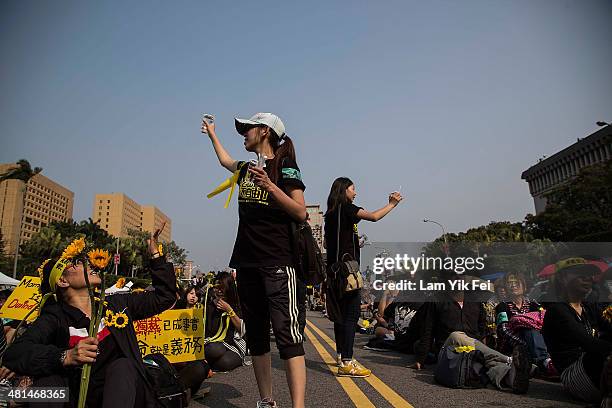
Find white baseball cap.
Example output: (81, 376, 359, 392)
(235, 112, 286, 138)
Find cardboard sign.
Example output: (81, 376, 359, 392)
(0, 276, 42, 321)
(135, 308, 204, 363)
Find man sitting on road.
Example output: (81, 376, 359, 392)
(410, 275, 532, 394)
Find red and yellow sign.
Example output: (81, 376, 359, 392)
(135, 308, 204, 363)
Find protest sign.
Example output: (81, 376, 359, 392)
(0, 276, 41, 321)
(135, 308, 204, 363)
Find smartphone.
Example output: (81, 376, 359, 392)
(202, 114, 215, 134)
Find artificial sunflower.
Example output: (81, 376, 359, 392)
(111, 312, 129, 329)
(62, 237, 86, 259)
(115, 277, 126, 288)
(603, 305, 612, 323)
(37, 258, 51, 281)
(87, 248, 111, 270)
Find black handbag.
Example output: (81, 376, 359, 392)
(327, 205, 363, 295)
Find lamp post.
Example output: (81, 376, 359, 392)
(424, 219, 449, 256)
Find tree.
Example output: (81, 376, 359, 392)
(162, 241, 188, 269)
(18, 225, 65, 278)
(0, 159, 43, 277)
(0, 231, 12, 273)
(525, 160, 612, 241)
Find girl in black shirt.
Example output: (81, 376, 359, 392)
(202, 113, 307, 408)
(324, 177, 402, 377)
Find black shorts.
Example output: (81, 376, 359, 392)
(236, 266, 306, 360)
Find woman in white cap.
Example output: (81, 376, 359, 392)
(202, 113, 307, 408)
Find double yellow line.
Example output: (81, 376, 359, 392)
(304, 320, 414, 408)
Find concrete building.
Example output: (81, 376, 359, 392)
(141, 205, 172, 243)
(92, 193, 172, 242)
(306, 204, 324, 253)
(0, 163, 74, 255)
(521, 125, 612, 214)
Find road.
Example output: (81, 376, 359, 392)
(190, 312, 585, 408)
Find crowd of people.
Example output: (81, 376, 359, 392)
(0, 111, 609, 408)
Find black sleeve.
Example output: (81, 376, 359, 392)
(279, 157, 305, 191)
(548, 304, 612, 356)
(345, 203, 362, 224)
(3, 314, 65, 377)
(127, 256, 177, 321)
(414, 303, 436, 365)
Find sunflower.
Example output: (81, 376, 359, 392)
(62, 237, 86, 259)
(115, 277, 126, 288)
(105, 309, 114, 323)
(604, 305, 612, 323)
(111, 312, 129, 329)
(37, 259, 51, 281)
(87, 248, 111, 270)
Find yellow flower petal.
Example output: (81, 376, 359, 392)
(87, 248, 111, 270)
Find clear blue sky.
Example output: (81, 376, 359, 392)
(2, 0, 611, 271)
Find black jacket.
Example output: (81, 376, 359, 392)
(414, 299, 486, 365)
(542, 302, 612, 374)
(4, 256, 176, 404)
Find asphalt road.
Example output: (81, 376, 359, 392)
(190, 312, 587, 408)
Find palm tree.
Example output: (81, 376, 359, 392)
(0, 159, 43, 277)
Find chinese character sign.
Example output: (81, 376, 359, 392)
(135, 308, 204, 363)
(0, 277, 41, 321)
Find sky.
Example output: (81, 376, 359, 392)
(2, 0, 611, 271)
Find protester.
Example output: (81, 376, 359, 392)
(411, 275, 532, 394)
(203, 272, 248, 372)
(495, 272, 555, 377)
(3, 228, 176, 408)
(324, 177, 403, 377)
(171, 285, 212, 402)
(542, 258, 612, 406)
(203, 112, 307, 408)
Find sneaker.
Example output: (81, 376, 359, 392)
(511, 345, 530, 394)
(256, 399, 277, 408)
(337, 360, 371, 378)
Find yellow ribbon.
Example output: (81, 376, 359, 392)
(206, 164, 246, 208)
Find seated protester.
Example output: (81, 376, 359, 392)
(3, 232, 176, 408)
(372, 287, 400, 339)
(411, 276, 532, 394)
(542, 258, 612, 406)
(496, 272, 555, 376)
(172, 285, 212, 401)
(482, 278, 506, 348)
(203, 272, 248, 372)
(0, 319, 16, 383)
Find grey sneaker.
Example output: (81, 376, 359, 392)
(256, 399, 278, 408)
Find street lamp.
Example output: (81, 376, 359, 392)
(596, 121, 610, 127)
(424, 219, 449, 256)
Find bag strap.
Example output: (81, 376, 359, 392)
(336, 204, 341, 263)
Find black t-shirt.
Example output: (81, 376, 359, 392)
(229, 157, 306, 268)
(324, 203, 362, 264)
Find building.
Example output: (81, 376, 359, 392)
(306, 204, 324, 253)
(141, 205, 172, 243)
(92, 193, 172, 241)
(0, 163, 74, 255)
(521, 125, 612, 214)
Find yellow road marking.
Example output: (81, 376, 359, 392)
(306, 319, 415, 408)
(304, 326, 376, 407)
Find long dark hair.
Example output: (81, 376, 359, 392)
(265, 128, 297, 185)
(215, 272, 241, 315)
(325, 177, 354, 217)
